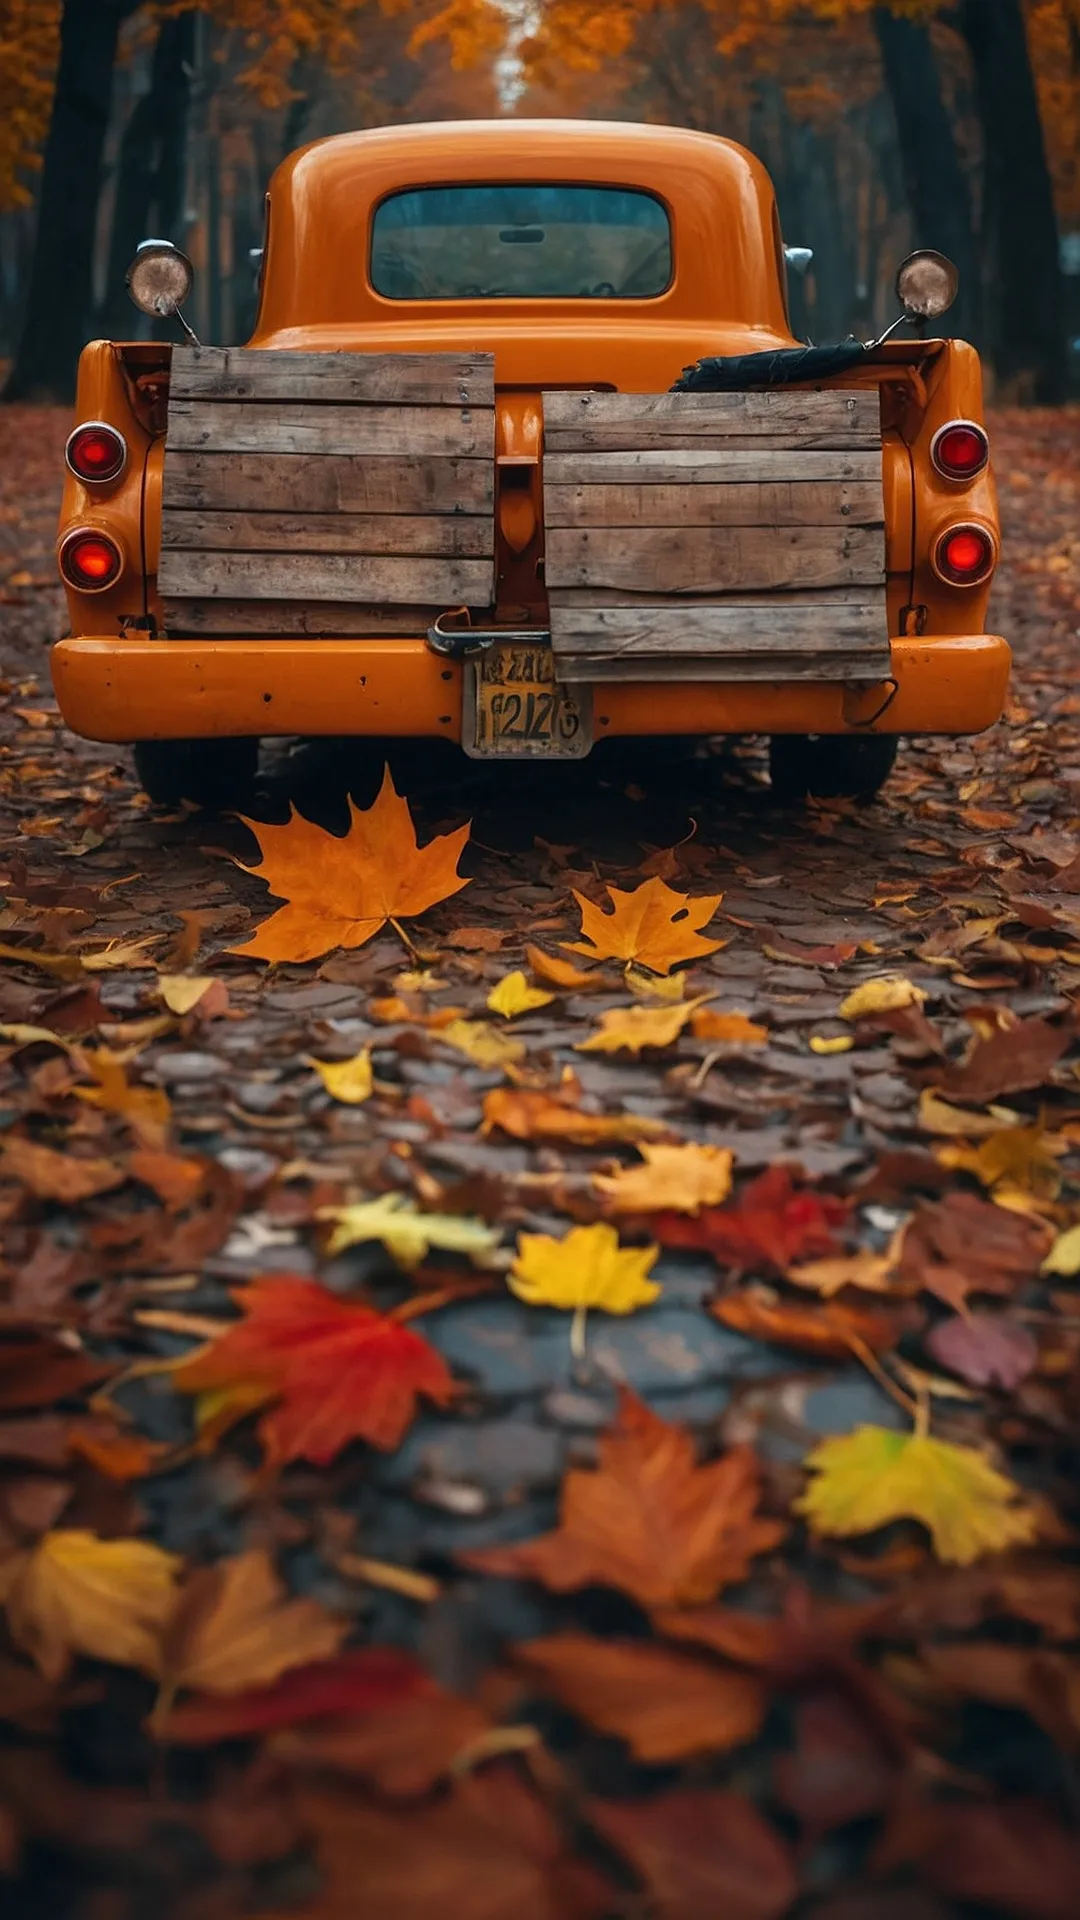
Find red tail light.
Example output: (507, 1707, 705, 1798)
(59, 529, 124, 593)
(932, 522, 996, 587)
(65, 422, 128, 484)
(931, 419, 989, 483)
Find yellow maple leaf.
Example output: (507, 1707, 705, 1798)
(796, 1426, 1039, 1565)
(567, 876, 723, 975)
(438, 1018, 525, 1071)
(157, 1549, 345, 1706)
(594, 1143, 733, 1214)
(839, 976, 927, 1020)
(786, 1226, 905, 1298)
(1042, 1222, 1080, 1276)
(318, 1192, 502, 1268)
(936, 1123, 1066, 1201)
(625, 965, 686, 1004)
(0, 1530, 181, 1681)
(918, 1088, 1022, 1137)
(228, 765, 470, 964)
(158, 975, 217, 1016)
(306, 1048, 373, 1104)
(576, 996, 710, 1055)
(691, 1008, 767, 1045)
(486, 971, 554, 1019)
(509, 1222, 660, 1355)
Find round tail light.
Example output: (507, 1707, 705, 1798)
(65, 422, 128, 484)
(59, 529, 124, 593)
(933, 522, 996, 587)
(931, 419, 989, 483)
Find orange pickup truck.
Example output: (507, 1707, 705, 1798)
(51, 117, 1007, 807)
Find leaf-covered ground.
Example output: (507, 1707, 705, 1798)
(2, 406, 1080, 1918)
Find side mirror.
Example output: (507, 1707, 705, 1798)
(126, 240, 199, 342)
(895, 249, 959, 321)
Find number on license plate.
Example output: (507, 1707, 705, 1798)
(465, 644, 592, 759)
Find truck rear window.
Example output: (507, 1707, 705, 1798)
(370, 185, 672, 300)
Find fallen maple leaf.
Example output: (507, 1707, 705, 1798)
(509, 1224, 660, 1351)
(438, 1018, 525, 1072)
(515, 1635, 765, 1762)
(567, 875, 724, 975)
(0, 1530, 181, 1681)
(654, 1167, 848, 1274)
(305, 1049, 373, 1105)
(593, 1142, 733, 1214)
(228, 766, 470, 963)
(0, 1136, 125, 1202)
(154, 1646, 429, 1743)
(796, 1426, 1039, 1564)
(158, 975, 218, 1016)
(763, 932, 857, 968)
(690, 1007, 768, 1045)
(586, 1789, 796, 1920)
(895, 1192, 1052, 1311)
(170, 1277, 456, 1463)
(0, 1333, 111, 1412)
(939, 1014, 1073, 1103)
(318, 1192, 501, 1267)
(482, 1081, 669, 1146)
(1043, 1223, 1080, 1275)
(268, 1687, 493, 1799)
(712, 1286, 898, 1359)
(158, 1549, 346, 1703)
(74, 1050, 171, 1147)
(925, 1312, 1038, 1389)
(487, 971, 554, 1018)
(575, 997, 708, 1054)
(840, 976, 927, 1020)
(524, 944, 604, 990)
(935, 1123, 1067, 1201)
(128, 1148, 206, 1209)
(786, 1227, 905, 1298)
(464, 1388, 782, 1606)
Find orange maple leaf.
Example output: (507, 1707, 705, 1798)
(228, 767, 470, 963)
(464, 1388, 784, 1608)
(171, 1277, 456, 1465)
(566, 875, 724, 974)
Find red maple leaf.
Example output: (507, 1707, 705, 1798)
(172, 1276, 455, 1465)
(652, 1167, 848, 1273)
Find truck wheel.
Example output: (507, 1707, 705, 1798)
(132, 738, 259, 810)
(768, 732, 898, 801)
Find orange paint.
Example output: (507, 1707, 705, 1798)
(52, 119, 1007, 748)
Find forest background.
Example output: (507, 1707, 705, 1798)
(0, 0, 1078, 406)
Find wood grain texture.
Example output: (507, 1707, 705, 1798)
(158, 550, 493, 605)
(166, 399, 491, 459)
(160, 599, 436, 637)
(549, 602, 891, 682)
(542, 387, 880, 451)
(543, 449, 883, 486)
(162, 451, 493, 516)
(544, 479, 884, 529)
(161, 509, 493, 557)
(546, 524, 884, 594)
(559, 650, 891, 682)
(169, 345, 494, 407)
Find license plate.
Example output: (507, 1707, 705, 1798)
(464, 643, 592, 759)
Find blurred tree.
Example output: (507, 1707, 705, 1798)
(0, 0, 59, 212)
(98, 11, 197, 338)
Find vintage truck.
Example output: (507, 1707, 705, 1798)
(51, 118, 1007, 807)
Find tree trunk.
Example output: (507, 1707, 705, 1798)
(99, 14, 196, 341)
(4, 0, 137, 402)
(872, 8, 981, 349)
(959, 0, 1067, 401)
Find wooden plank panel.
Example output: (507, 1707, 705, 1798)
(544, 480, 884, 529)
(553, 582, 877, 609)
(548, 602, 885, 649)
(161, 509, 493, 557)
(546, 525, 884, 594)
(169, 345, 494, 407)
(161, 600, 436, 637)
(162, 451, 493, 516)
(559, 651, 890, 683)
(544, 449, 882, 486)
(542, 388, 880, 451)
(158, 549, 492, 605)
(166, 399, 492, 458)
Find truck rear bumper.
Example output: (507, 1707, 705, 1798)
(51, 633, 1010, 745)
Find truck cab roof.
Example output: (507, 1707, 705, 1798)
(250, 118, 796, 384)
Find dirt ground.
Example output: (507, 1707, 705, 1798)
(2, 406, 1080, 1918)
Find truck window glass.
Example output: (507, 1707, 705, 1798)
(370, 185, 672, 300)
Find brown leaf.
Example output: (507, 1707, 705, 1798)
(895, 1192, 1052, 1311)
(0, 1332, 111, 1412)
(0, 1136, 126, 1202)
(269, 1686, 493, 1798)
(711, 1286, 900, 1359)
(939, 1014, 1072, 1103)
(878, 1794, 1080, 1919)
(586, 1788, 796, 1920)
(156, 1646, 429, 1743)
(775, 1690, 897, 1837)
(464, 1389, 783, 1607)
(514, 1635, 765, 1761)
(159, 1549, 347, 1700)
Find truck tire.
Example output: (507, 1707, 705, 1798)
(768, 732, 898, 801)
(132, 738, 259, 810)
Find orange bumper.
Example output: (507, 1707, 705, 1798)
(51, 633, 1010, 744)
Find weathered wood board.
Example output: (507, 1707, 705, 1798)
(160, 346, 496, 633)
(543, 389, 890, 683)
